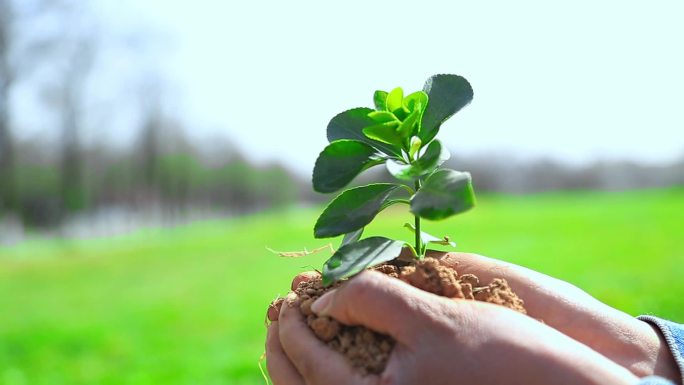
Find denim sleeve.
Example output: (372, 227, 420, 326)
(638, 376, 677, 385)
(638, 315, 684, 385)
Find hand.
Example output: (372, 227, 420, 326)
(268, 252, 680, 383)
(434, 252, 680, 383)
(266, 270, 638, 385)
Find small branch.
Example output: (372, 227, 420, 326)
(414, 179, 422, 258)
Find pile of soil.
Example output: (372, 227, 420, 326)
(282, 257, 526, 375)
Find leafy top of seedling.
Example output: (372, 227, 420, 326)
(312, 74, 476, 286)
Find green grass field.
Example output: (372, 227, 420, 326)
(1, 188, 683, 384)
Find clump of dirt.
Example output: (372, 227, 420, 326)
(287, 257, 526, 375)
(399, 257, 467, 298)
(291, 275, 395, 374)
(398, 258, 526, 313)
(473, 277, 526, 312)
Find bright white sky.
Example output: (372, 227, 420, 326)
(100, 0, 684, 174)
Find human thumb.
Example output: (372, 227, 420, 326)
(310, 270, 431, 343)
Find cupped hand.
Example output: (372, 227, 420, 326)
(435, 252, 679, 382)
(267, 252, 680, 383)
(267, 270, 638, 385)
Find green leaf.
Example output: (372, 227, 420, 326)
(396, 109, 420, 138)
(420, 74, 473, 143)
(315, 183, 402, 238)
(368, 111, 398, 124)
(313, 140, 384, 193)
(386, 87, 404, 113)
(410, 169, 475, 220)
(380, 198, 409, 210)
(386, 140, 450, 181)
(362, 122, 403, 147)
(403, 91, 429, 113)
(408, 136, 422, 159)
(340, 228, 364, 247)
(327, 108, 402, 157)
(404, 223, 456, 247)
(322, 237, 405, 286)
(374, 90, 388, 111)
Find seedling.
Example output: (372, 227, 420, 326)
(312, 74, 476, 286)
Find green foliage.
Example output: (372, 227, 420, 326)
(314, 183, 402, 238)
(322, 237, 405, 285)
(373, 90, 389, 110)
(326, 108, 402, 157)
(312, 140, 384, 193)
(313, 74, 477, 285)
(420, 74, 474, 143)
(362, 122, 404, 148)
(340, 227, 364, 246)
(410, 169, 476, 220)
(386, 139, 450, 181)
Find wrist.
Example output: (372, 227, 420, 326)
(637, 316, 683, 385)
(572, 306, 679, 382)
(535, 341, 638, 385)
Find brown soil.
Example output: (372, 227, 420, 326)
(283, 256, 526, 375)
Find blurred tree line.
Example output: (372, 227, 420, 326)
(0, 0, 307, 230)
(363, 155, 684, 195)
(8, 131, 305, 228)
(446, 155, 684, 194)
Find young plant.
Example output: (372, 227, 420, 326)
(312, 74, 476, 286)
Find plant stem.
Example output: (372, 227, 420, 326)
(414, 179, 422, 258)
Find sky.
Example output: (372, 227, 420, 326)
(97, 0, 683, 174)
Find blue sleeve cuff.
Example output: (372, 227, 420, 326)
(638, 315, 684, 385)
(638, 376, 677, 385)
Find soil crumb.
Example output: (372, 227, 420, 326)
(294, 277, 394, 375)
(473, 277, 526, 313)
(399, 257, 465, 298)
(292, 256, 526, 375)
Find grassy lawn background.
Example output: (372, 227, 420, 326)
(1, 188, 683, 384)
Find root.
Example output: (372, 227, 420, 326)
(258, 351, 272, 385)
(266, 244, 335, 258)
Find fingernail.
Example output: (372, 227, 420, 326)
(284, 291, 298, 306)
(266, 297, 283, 323)
(311, 290, 335, 315)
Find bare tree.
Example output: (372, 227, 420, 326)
(59, 35, 96, 213)
(138, 77, 166, 193)
(0, 0, 18, 213)
(0, 0, 67, 215)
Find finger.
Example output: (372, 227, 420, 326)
(268, 298, 285, 322)
(268, 271, 324, 326)
(310, 271, 436, 344)
(291, 271, 320, 291)
(278, 294, 373, 385)
(266, 321, 305, 385)
(435, 252, 544, 297)
(432, 252, 517, 282)
(436, 252, 600, 324)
